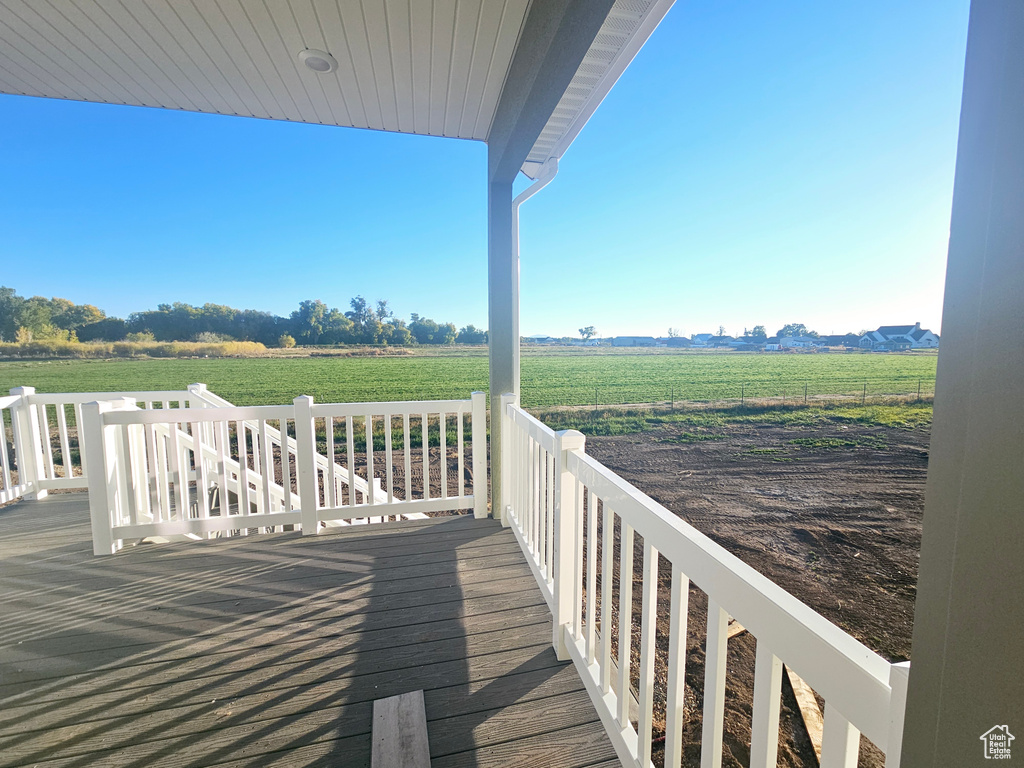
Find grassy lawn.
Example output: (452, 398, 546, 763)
(0, 348, 937, 408)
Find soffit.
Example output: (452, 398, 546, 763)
(520, 0, 674, 178)
(0, 0, 531, 140)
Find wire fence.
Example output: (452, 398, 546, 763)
(523, 376, 937, 411)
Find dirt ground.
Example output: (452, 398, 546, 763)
(586, 418, 929, 767)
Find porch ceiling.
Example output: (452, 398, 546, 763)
(0, 0, 672, 175)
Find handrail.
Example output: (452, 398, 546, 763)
(501, 398, 909, 768)
(83, 391, 487, 553)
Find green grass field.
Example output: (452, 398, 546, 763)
(0, 348, 937, 408)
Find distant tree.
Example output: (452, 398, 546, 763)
(750, 325, 768, 338)
(456, 325, 487, 344)
(0, 286, 26, 342)
(277, 334, 296, 349)
(717, 325, 727, 337)
(291, 299, 330, 344)
(667, 328, 681, 338)
(77, 317, 128, 342)
(387, 320, 413, 346)
(777, 323, 813, 338)
(579, 326, 597, 341)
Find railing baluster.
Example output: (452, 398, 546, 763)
(538, 444, 547, 569)
(280, 420, 292, 511)
(365, 415, 375, 507)
(665, 564, 691, 768)
(143, 423, 161, 519)
(216, 420, 230, 516)
(168, 419, 186, 520)
(326, 416, 337, 508)
(574, 478, 584, 637)
(56, 404, 72, 478)
(439, 412, 447, 499)
(155, 427, 171, 522)
(384, 414, 394, 504)
(259, 420, 272, 514)
(820, 702, 860, 768)
(750, 642, 783, 768)
(38, 404, 55, 479)
(403, 413, 411, 500)
(617, 522, 635, 728)
(192, 422, 210, 520)
(601, 503, 614, 693)
(586, 490, 598, 664)
(456, 409, 464, 497)
(74, 402, 86, 476)
(346, 415, 356, 506)
(0, 409, 12, 491)
(237, 421, 250, 519)
(638, 540, 659, 767)
(421, 412, 429, 501)
(701, 599, 729, 768)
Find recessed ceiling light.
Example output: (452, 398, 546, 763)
(298, 49, 338, 74)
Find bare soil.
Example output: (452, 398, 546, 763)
(586, 418, 928, 767)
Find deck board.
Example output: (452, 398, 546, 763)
(0, 494, 618, 767)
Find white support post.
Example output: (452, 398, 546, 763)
(82, 400, 118, 556)
(552, 428, 585, 659)
(293, 396, 319, 535)
(9, 387, 46, 500)
(471, 391, 488, 518)
(885, 662, 911, 768)
(499, 392, 516, 526)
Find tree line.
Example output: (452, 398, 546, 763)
(0, 287, 488, 347)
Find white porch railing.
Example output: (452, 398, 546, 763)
(2, 386, 197, 498)
(500, 393, 911, 768)
(83, 391, 487, 555)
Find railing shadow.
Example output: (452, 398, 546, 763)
(0, 497, 577, 768)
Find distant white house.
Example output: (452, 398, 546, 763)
(690, 333, 714, 347)
(780, 335, 820, 349)
(860, 322, 940, 350)
(525, 334, 557, 344)
(764, 337, 782, 351)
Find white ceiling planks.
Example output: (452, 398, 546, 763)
(0, 0, 533, 140)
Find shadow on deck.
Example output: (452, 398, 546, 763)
(0, 494, 617, 768)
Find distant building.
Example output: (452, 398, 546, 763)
(764, 337, 782, 351)
(657, 336, 691, 348)
(818, 333, 861, 348)
(690, 333, 714, 347)
(525, 334, 556, 344)
(612, 336, 657, 347)
(859, 322, 940, 350)
(780, 336, 820, 349)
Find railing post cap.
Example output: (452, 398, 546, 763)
(84, 399, 113, 413)
(9, 386, 35, 395)
(557, 429, 586, 452)
(187, 383, 208, 392)
(293, 394, 314, 406)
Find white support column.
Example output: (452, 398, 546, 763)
(488, 180, 516, 518)
(470, 391, 487, 518)
(488, 163, 559, 521)
(552, 428, 585, 660)
(901, 3, 1024, 765)
(292, 396, 319, 535)
(9, 387, 46, 500)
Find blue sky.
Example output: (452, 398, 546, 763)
(0, 0, 969, 339)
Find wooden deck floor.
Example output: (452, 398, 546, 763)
(0, 494, 618, 768)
